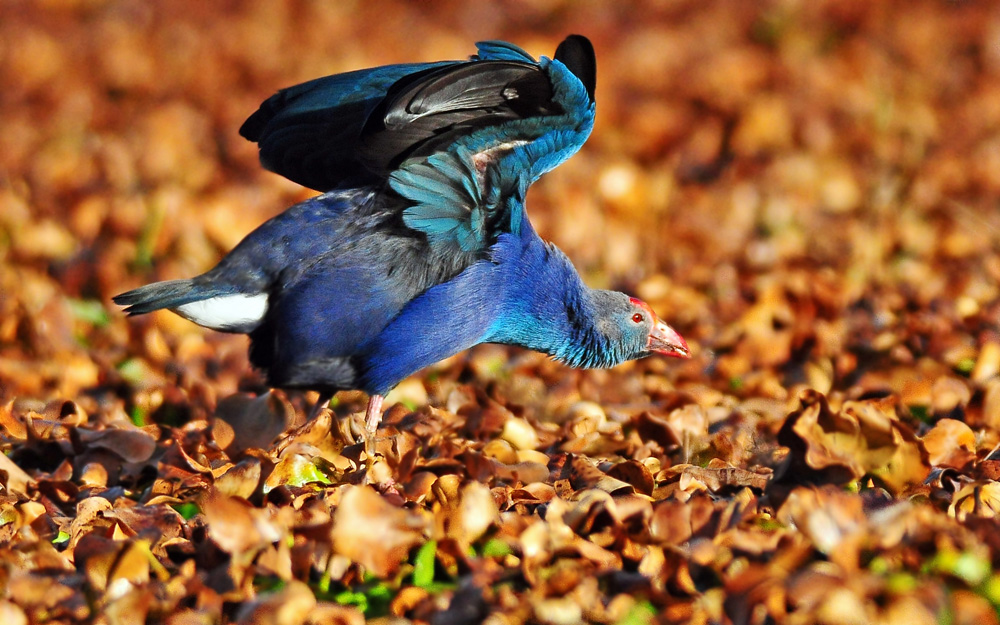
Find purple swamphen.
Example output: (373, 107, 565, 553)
(114, 35, 690, 459)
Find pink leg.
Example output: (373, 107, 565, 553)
(361, 394, 398, 492)
(364, 394, 384, 435)
(362, 394, 384, 482)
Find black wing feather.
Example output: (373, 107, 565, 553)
(240, 36, 593, 193)
(359, 61, 555, 173)
(555, 35, 596, 101)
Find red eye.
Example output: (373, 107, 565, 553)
(632, 313, 644, 323)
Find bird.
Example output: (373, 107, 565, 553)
(114, 35, 690, 465)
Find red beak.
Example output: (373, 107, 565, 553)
(648, 317, 690, 359)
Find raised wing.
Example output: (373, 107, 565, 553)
(242, 35, 597, 256)
(239, 61, 453, 191)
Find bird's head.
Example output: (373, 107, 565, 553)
(569, 290, 690, 368)
(623, 296, 690, 360)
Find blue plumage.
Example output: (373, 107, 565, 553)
(115, 35, 690, 450)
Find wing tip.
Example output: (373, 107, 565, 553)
(239, 101, 274, 142)
(555, 35, 596, 102)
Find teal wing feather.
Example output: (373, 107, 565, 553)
(385, 36, 596, 256)
(390, 147, 488, 253)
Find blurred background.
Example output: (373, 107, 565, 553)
(2, 0, 1000, 420)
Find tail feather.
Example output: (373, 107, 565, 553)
(113, 279, 268, 333)
(113, 279, 203, 315)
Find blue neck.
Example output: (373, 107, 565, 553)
(484, 226, 627, 369)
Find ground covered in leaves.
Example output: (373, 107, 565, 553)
(3, 1, 1000, 623)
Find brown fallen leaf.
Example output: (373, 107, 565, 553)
(331, 485, 427, 577)
(448, 481, 500, 546)
(68, 497, 113, 550)
(233, 580, 316, 625)
(202, 492, 286, 556)
(777, 487, 866, 569)
(5, 570, 83, 621)
(213, 458, 262, 500)
(0, 401, 27, 440)
(104, 504, 185, 548)
(605, 459, 655, 496)
(566, 456, 633, 495)
(774, 390, 929, 495)
(670, 460, 771, 492)
(631, 411, 681, 450)
(80, 427, 158, 463)
(213, 392, 294, 455)
(922, 418, 976, 469)
(0, 452, 35, 496)
(0, 601, 27, 625)
(667, 403, 711, 458)
(950, 482, 1000, 521)
(305, 604, 365, 625)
